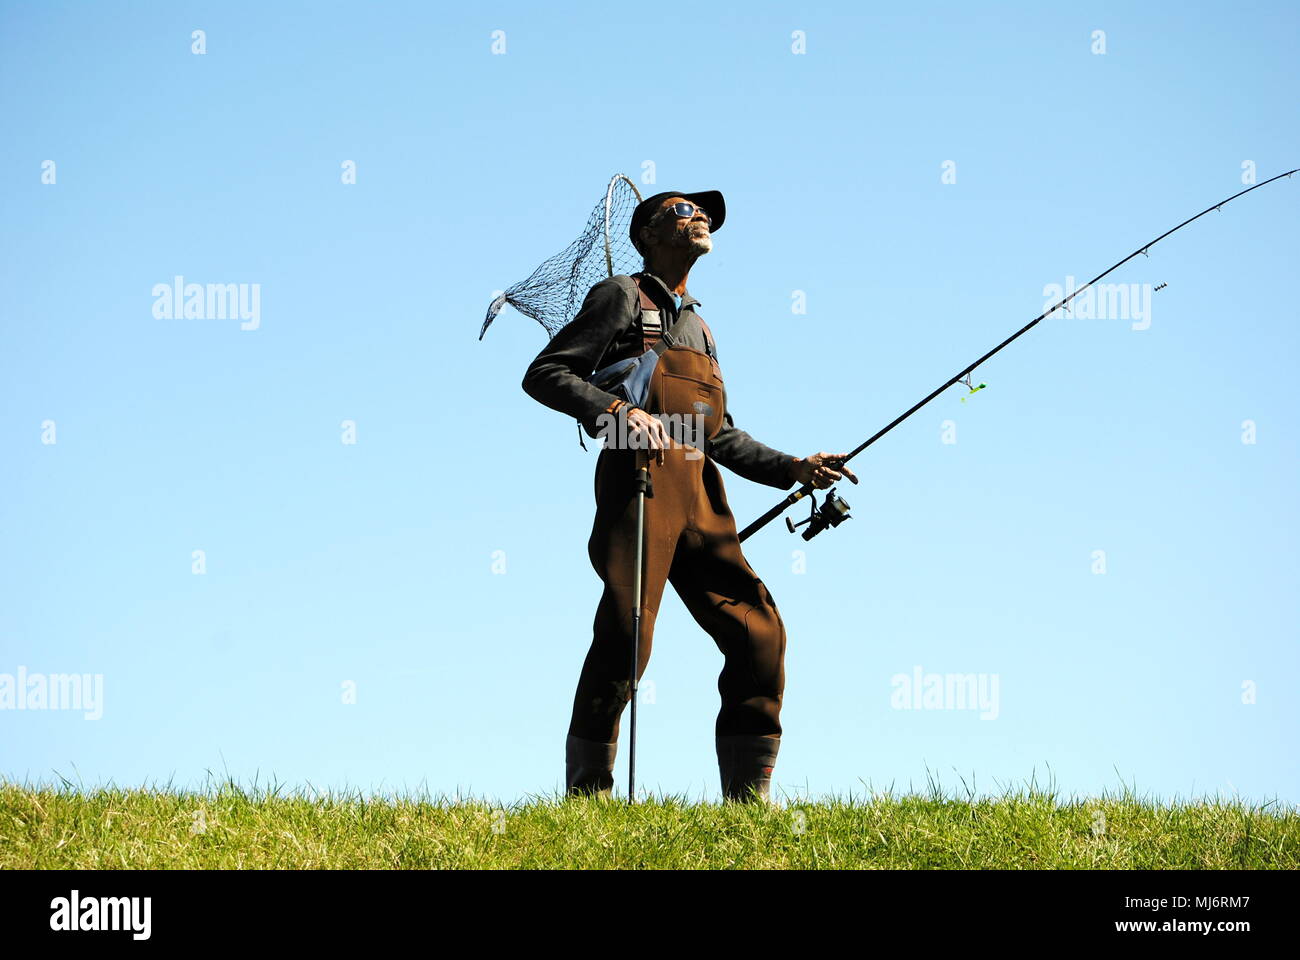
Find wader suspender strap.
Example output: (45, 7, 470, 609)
(639, 274, 719, 362)
(574, 275, 701, 450)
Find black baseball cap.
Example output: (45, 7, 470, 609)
(629, 190, 726, 251)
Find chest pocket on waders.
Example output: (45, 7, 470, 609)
(655, 345, 725, 448)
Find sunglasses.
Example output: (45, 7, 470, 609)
(667, 201, 712, 226)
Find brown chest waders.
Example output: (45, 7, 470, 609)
(564, 340, 785, 803)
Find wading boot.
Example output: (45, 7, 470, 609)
(565, 734, 618, 799)
(716, 734, 781, 804)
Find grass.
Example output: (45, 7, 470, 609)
(3, 771, 1296, 869)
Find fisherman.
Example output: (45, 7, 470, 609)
(522, 189, 855, 802)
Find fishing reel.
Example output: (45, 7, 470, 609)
(785, 488, 852, 541)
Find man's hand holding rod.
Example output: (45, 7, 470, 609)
(790, 452, 858, 490)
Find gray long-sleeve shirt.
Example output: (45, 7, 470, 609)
(521, 271, 799, 490)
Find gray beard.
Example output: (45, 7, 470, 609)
(676, 229, 712, 256)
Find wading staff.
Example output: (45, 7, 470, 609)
(628, 448, 652, 803)
(739, 169, 1298, 544)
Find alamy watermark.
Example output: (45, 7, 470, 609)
(1043, 275, 1153, 331)
(891, 665, 1000, 719)
(0, 666, 103, 720)
(50, 890, 150, 940)
(593, 410, 706, 458)
(152, 275, 260, 330)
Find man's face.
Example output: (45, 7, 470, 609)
(643, 196, 713, 258)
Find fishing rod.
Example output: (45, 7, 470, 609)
(738, 168, 1298, 543)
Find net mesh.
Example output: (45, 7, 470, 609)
(479, 175, 644, 341)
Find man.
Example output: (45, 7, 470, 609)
(522, 189, 855, 802)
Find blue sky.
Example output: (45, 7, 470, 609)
(2, 0, 1296, 807)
